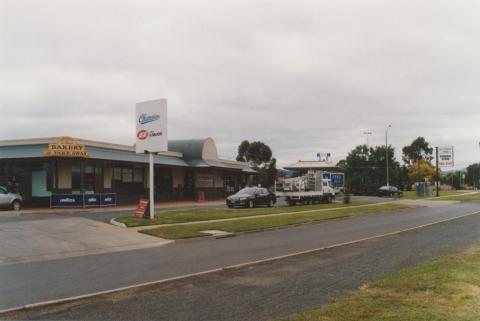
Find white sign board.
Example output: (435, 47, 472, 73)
(135, 99, 168, 153)
(438, 146, 454, 167)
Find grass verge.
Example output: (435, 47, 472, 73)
(116, 202, 367, 227)
(140, 203, 411, 239)
(429, 192, 480, 202)
(275, 243, 480, 321)
(402, 190, 466, 200)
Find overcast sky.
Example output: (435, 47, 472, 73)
(1, 0, 479, 168)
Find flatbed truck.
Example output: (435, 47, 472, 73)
(274, 171, 336, 206)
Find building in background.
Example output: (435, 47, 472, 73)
(0, 136, 255, 207)
(283, 160, 345, 191)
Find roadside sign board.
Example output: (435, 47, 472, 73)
(438, 146, 454, 167)
(134, 198, 149, 218)
(135, 99, 168, 153)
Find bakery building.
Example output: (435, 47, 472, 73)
(0, 136, 255, 207)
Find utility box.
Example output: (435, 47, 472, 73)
(416, 182, 432, 197)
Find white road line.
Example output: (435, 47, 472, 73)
(1, 209, 480, 315)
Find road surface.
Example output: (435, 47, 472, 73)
(1, 201, 479, 312)
(4, 205, 480, 320)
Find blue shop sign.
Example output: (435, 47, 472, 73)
(51, 194, 84, 208)
(101, 193, 117, 206)
(84, 194, 101, 207)
(50, 193, 117, 208)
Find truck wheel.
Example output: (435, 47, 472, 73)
(12, 200, 21, 211)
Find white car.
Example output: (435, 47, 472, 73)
(0, 185, 23, 210)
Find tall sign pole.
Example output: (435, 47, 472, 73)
(385, 125, 391, 186)
(435, 147, 439, 197)
(135, 99, 168, 220)
(149, 152, 154, 219)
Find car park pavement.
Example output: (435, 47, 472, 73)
(0, 215, 172, 265)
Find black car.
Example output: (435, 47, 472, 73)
(226, 187, 276, 208)
(377, 185, 403, 197)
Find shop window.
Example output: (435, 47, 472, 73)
(156, 168, 173, 194)
(122, 168, 133, 183)
(113, 167, 122, 180)
(0, 163, 8, 187)
(83, 165, 95, 192)
(133, 167, 144, 183)
(224, 174, 236, 193)
(112, 164, 145, 195)
(72, 165, 81, 190)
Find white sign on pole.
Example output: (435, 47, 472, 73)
(438, 146, 454, 167)
(135, 99, 168, 154)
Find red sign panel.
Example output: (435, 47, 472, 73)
(134, 198, 149, 218)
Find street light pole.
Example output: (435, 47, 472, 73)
(385, 125, 392, 186)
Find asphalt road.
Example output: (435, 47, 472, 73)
(1, 202, 479, 312)
(4, 207, 480, 321)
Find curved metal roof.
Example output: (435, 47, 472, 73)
(168, 139, 211, 160)
(168, 139, 204, 159)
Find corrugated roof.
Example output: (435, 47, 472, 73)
(283, 161, 339, 170)
(0, 137, 255, 171)
(182, 158, 256, 173)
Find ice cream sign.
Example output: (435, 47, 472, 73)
(135, 99, 168, 153)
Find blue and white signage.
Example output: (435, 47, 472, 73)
(322, 172, 345, 189)
(100, 193, 117, 206)
(50, 193, 117, 208)
(331, 173, 345, 188)
(84, 194, 101, 207)
(135, 99, 168, 153)
(51, 194, 84, 208)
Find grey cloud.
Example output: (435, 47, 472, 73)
(1, 0, 480, 168)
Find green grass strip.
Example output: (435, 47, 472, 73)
(276, 244, 480, 321)
(402, 190, 467, 200)
(140, 203, 410, 239)
(429, 192, 480, 202)
(116, 202, 367, 227)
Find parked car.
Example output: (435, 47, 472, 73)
(226, 187, 276, 208)
(377, 185, 403, 197)
(0, 185, 23, 210)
